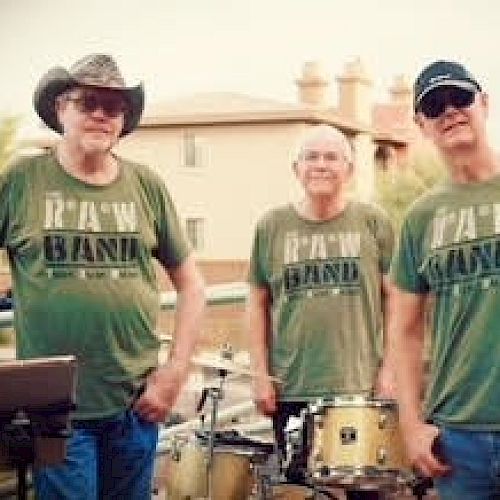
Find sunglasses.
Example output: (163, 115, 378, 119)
(65, 91, 128, 118)
(302, 150, 343, 163)
(418, 87, 476, 119)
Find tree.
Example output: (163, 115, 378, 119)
(376, 145, 446, 231)
(0, 116, 17, 345)
(0, 116, 18, 171)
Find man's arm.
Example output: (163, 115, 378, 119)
(389, 285, 450, 477)
(134, 254, 205, 422)
(247, 284, 276, 416)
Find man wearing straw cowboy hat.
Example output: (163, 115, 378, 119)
(0, 53, 205, 498)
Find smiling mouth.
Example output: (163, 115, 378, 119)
(85, 129, 111, 135)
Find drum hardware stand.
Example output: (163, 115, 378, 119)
(0, 402, 74, 500)
(252, 458, 274, 499)
(195, 367, 228, 500)
(278, 409, 339, 500)
(409, 475, 433, 500)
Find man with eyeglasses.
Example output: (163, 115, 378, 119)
(390, 60, 500, 499)
(248, 124, 396, 499)
(0, 54, 205, 498)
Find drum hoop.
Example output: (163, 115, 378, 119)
(312, 465, 412, 483)
(312, 396, 397, 409)
(212, 445, 269, 457)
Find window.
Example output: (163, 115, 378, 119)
(182, 132, 209, 168)
(186, 218, 205, 251)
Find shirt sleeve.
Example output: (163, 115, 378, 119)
(0, 162, 22, 249)
(374, 209, 395, 274)
(248, 218, 269, 286)
(390, 214, 429, 293)
(152, 180, 191, 269)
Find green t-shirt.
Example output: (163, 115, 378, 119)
(249, 201, 394, 401)
(0, 152, 190, 420)
(391, 177, 500, 430)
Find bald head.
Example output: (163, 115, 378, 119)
(292, 124, 353, 165)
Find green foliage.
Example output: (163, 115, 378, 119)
(0, 116, 18, 277)
(0, 116, 18, 171)
(376, 147, 447, 230)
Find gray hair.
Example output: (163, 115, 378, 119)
(291, 124, 353, 165)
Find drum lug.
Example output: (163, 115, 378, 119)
(378, 413, 388, 429)
(314, 415, 324, 429)
(319, 464, 329, 477)
(376, 448, 387, 465)
(310, 398, 326, 415)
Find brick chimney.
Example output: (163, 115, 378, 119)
(336, 58, 373, 125)
(389, 74, 413, 125)
(296, 61, 329, 107)
(389, 74, 412, 106)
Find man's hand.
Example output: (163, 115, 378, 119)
(253, 375, 277, 416)
(403, 421, 451, 478)
(133, 365, 188, 423)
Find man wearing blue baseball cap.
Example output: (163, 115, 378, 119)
(390, 60, 500, 499)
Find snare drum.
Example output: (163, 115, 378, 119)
(307, 396, 411, 489)
(164, 430, 273, 500)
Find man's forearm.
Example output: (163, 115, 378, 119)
(396, 330, 425, 427)
(247, 286, 271, 375)
(388, 287, 427, 428)
(167, 282, 205, 373)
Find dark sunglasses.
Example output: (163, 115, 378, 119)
(65, 91, 128, 118)
(418, 87, 476, 119)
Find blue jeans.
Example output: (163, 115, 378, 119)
(434, 426, 500, 500)
(34, 409, 159, 500)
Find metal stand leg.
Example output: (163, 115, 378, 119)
(203, 369, 227, 500)
(16, 463, 28, 500)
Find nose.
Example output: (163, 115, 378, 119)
(89, 107, 107, 118)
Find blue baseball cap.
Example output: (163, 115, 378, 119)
(414, 60, 481, 112)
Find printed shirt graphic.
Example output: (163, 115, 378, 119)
(0, 153, 190, 419)
(391, 178, 500, 429)
(249, 202, 394, 401)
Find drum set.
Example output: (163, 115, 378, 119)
(160, 350, 430, 500)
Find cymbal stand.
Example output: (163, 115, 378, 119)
(196, 368, 228, 499)
(410, 475, 433, 499)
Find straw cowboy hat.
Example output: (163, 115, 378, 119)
(33, 53, 144, 136)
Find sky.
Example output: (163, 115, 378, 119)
(2, 0, 500, 142)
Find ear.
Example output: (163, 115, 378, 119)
(54, 95, 67, 116)
(414, 112, 424, 130)
(479, 92, 489, 118)
(346, 160, 354, 177)
(414, 112, 432, 139)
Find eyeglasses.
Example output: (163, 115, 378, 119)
(418, 87, 476, 119)
(64, 91, 128, 118)
(301, 150, 343, 163)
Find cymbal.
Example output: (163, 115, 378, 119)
(191, 352, 280, 383)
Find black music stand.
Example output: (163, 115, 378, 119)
(0, 356, 77, 500)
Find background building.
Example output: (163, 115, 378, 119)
(117, 59, 417, 262)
